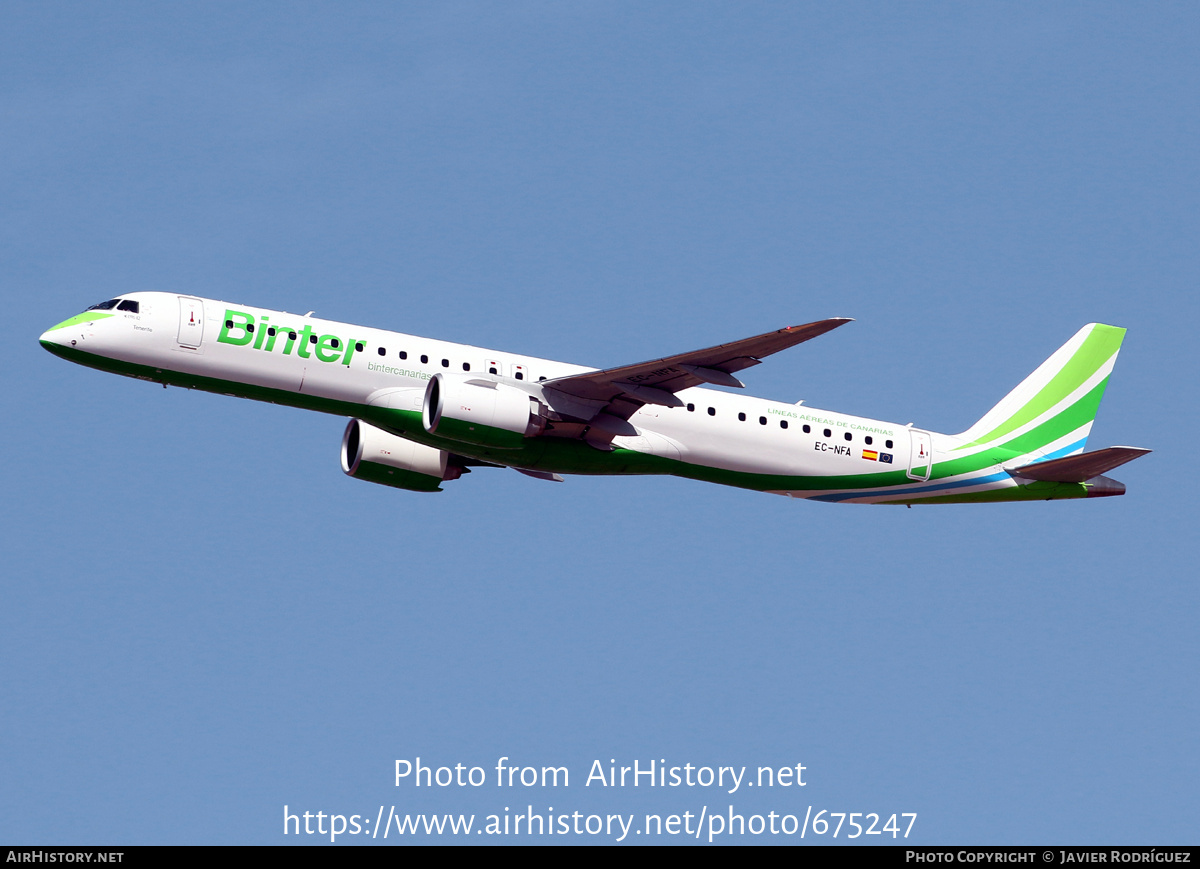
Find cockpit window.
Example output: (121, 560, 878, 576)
(117, 300, 139, 313)
(87, 299, 120, 311)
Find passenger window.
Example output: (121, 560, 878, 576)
(687, 403, 695, 412)
(441, 358, 449, 368)
(462, 362, 470, 371)
(247, 324, 254, 333)
(377, 347, 386, 356)
(515, 372, 524, 380)
(781, 420, 788, 429)
(865, 436, 873, 445)
(330, 337, 338, 348)
(844, 432, 852, 441)
(738, 412, 746, 421)
(803, 424, 811, 433)
(759, 417, 766, 425)
(823, 429, 831, 438)
(885, 439, 893, 449)
(420, 355, 428, 364)
(309, 334, 316, 343)
(355, 342, 364, 352)
(399, 351, 407, 360)
(489, 366, 498, 374)
(225, 319, 233, 329)
(707, 407, 715, 416)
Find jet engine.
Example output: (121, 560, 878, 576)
(340, 419, 463, 492)
(422, 373, 546, 448)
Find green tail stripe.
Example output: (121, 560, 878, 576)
(994, 377, 1110, 457)
(960, 325, 1124, 449)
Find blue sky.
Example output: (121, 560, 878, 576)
(3, 2, 1197, 844)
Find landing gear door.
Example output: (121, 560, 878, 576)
(906, 429, 932, 482)
(178, 297, 204, 348)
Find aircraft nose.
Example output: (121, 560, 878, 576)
(40, 326, 67, 350)
(40, 313, 94, 354)
(39, 325, 76, 359)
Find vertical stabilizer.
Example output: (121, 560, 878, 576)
(955, 324, 1125, 461)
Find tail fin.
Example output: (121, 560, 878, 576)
(954, 324, 1126, 460)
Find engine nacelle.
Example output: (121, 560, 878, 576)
(340, 419, 463, 492)
(422, 373, 546, 449)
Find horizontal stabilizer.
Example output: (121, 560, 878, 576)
(1008, 446, 1151, 482)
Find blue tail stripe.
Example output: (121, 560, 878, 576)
(1019, 436, 1089, 464)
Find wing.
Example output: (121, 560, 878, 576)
(540, 318, 852, 425)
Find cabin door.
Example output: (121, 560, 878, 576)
(177, 297, 204, 348)
(906, 429, 933, 482)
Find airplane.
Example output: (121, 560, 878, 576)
(39, 292, 1149, 505)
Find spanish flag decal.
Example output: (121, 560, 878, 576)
(862, 449, 879, 461)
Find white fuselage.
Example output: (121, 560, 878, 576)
(54, 290, 1135, 506)
(43, 292, 936, 489)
